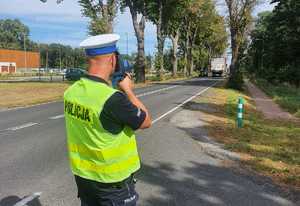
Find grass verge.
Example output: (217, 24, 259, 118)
(0, 82, 70, 108)
(192, 83, 300, 190)
(0, 75, 196, 108)
(254, 79, 300, 117)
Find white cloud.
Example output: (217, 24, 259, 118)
(0, 0, 82, 19)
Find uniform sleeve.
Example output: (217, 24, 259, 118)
(100, 91, 146, 134)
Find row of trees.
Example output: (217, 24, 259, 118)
(246, 0, 300, 87)
(0, 19, 87, 69)
(65, 0, 227, 82)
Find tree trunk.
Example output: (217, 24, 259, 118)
(190, 57, 194, 75)
(184, 27, 190, 77)
(188, 27, 198, 76)
(170, 29, 179, 77)
(136, 25, 145, 83)
(102, 4, 115, 33)
(128, 4, 146, 83)
(230, 28, 239, 75)
(156, 1, 164, 79)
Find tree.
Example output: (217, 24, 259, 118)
(247, 0, 300, 87)
(0, 19, 34, 50)
(144, 0, 167, 78)
(40, 0, 118, 34)
(79, 0, 118, 34)
(224, 0, 257, 88)
(121, 0, 147, 83)
(178, 0, 226, 76)
(163, 0, 188, 77)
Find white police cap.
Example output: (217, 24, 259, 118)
(80, 34, 120, 57)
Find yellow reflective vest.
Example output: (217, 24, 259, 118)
(64, 78, 141, 183)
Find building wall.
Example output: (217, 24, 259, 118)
(0, 49, 40, 71)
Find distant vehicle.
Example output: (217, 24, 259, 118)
(58, 69, 66, 75)
(211, 58, 227, 77)
(65, 68, 87, 81)
(198, 68, 208, 77)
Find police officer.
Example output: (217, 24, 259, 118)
(64, 34, 152, 206)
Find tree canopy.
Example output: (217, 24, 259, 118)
(246, 0, 300, 87)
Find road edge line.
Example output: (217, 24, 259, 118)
(13, 192, 42, 206)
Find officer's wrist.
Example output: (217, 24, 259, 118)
(123, 89, 135, 97)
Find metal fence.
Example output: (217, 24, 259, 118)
(0, 72, 66, 82)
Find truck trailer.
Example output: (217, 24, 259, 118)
(210, 57, 227, 77)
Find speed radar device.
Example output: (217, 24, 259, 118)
(112, 55, 133, 88)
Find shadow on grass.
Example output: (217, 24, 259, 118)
(182, 100, 300, 165)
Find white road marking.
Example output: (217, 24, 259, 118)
(152, 82, 218, 124)
(136, 85, 178, 97)
(45, 86, 178, 121)
(13, 192, 42, 206)
(0, 100, 61, 113)
(6, 122, 39, 131)
(49, 114, 65, 120)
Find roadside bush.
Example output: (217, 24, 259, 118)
(226, 70, 244, 90)
(255, 79, 300, 117)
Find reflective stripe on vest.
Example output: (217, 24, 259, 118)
(64, 78, 141, 183)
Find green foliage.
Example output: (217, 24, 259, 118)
(0, 19, 36, 50)
(39, 44, 87, 69)
(255, 79, 300, 117)
(225, 0, 257, 87)
(226, 71, 244, 90)
(79, 0, 118, 34)
(247, 0, 300, 87)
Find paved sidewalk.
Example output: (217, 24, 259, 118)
(246, 82, 295, 120)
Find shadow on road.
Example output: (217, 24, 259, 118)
(0, 195, 42, 206)
(137, 161, 295, 206)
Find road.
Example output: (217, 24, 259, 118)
(0, 78, 297, 206)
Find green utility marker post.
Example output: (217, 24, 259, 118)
(237, 97, 244, 128)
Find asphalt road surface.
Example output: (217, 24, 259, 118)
(0, 78, 297, 206)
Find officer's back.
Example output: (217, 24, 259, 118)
(64, 34, 152, 206)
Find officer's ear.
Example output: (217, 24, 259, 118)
(112, 53, 118, 71)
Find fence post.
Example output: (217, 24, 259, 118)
(237, 97, 244, 128)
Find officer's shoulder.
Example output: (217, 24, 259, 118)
(64, 80, 81, 97)
(106, 91, 128, 106)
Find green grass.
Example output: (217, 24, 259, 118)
(192, 85, 300, 189)
(255, 79, 300, 117)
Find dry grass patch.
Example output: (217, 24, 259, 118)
(191, 84, 300, 190)
(0, 82, 70, 108)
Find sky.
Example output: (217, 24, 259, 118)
(0, 0, 276, 56)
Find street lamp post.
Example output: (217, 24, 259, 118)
(59, 46, 62, 71)
(23, 33, 27, 72)
(126, 32, 129, 56)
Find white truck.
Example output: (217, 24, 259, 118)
(210, 57, 227, 77)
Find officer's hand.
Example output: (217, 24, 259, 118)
(118, 74, 134, 94)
